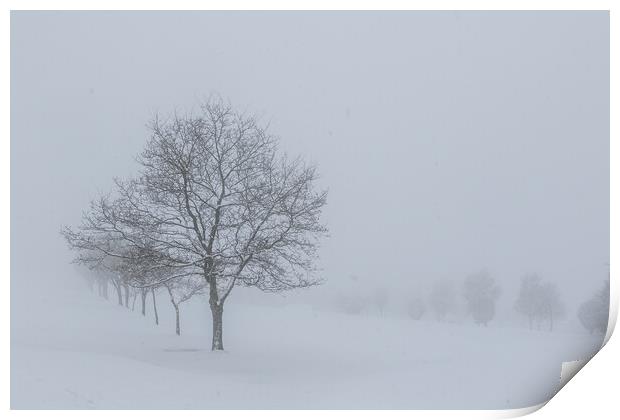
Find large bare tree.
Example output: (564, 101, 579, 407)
(62, 99, 328, 350)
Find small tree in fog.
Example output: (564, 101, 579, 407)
(77, 247, 130, 307)
(407, 297, 426, 320)
(514, 274, 542, 330)
(373, 287, 389, 316)
(76, 265, 109, 300)
(538, 282, 565, 331)
(429, 280, 456, 322)
(62, 98, 328, 351)
(164, 277, 204, 336)
(462, 270, 500, 327)
(335, 293, 366, 315)
(578, 280, 609, 335)
(122, 259, 164, 324)
(92, 269, 110, 300)
(514, 274, 565, 331)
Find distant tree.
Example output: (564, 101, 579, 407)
(107, 270, 125, 306)
(81, 247, 128, 306)
(164, 277, 205, 336)
(514, 274, 565, 331)
(109, 248, 152, 316)
(407, 297, 426, 320)
(373, 287, 389, 316)
(74, 265, 97, 294)
(578, 280, 609, 335)
(123, 283, 130, 308)
(600, 279, 611, 308)
(514, 273, 565, 331)
(131, 288, 138, 310)
(578, 299, 604, 334)
(335, 293, 366, 315)
(462, 270, 500, 326)
(514, 274, 542, 330)
(429, 280, 456, 322)
(473, 297, 496, 326)
(85, 267, 110, 300)
(151, 288, 160, 326)
(538, 281, 565, 332)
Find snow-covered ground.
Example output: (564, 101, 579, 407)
(11, 277, 604, 409)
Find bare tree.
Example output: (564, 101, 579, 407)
(123, 284, 130, 308)
(514, 273, 565, 332)
(151, 288, 159, 325)
(106, 271, 125, 306)
(75, 248, 128, 306)
(62, 98, 328, 350)
(164, 277, 204, 336)
(105, 247, 151, 313)
(138, 287, 148, 316)
(98, 275, 109, 300)
(131, 288, 138, 311)
(514, 273, 542, 330)
(538, 281, 565, 332)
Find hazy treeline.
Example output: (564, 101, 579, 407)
(333, 270, 610, 334)
(77, 263, 201, 336)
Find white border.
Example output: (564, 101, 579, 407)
(2, 1, 616, 419)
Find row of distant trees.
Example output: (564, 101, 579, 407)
(80, 262, 202, 336)
(423, 273, 609, 334)
(405, 271, 564, 330)
(425, 272, 609, 334)
(334, 271, 504, 326)
(416, 271, 511, 328)
(337, 271, 610, 334)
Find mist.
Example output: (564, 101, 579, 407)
(11, 11, 609, 409)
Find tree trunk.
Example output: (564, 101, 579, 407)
(115, 283, 123, 306)
(140, 289, 147, 316)
(124, 285, 130, 308)
(210, 303, 224, 351)
(528, 315, 532, 330)
(174, 305, 180, 336)
(131, 291, 137, 311)
(102, 280, 109, 300)
(549, 309, 553, 332)
(152, 288, 159, 325)
(165, 285, 181, 336)
(208, 279, 225, 351)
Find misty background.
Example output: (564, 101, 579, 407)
(10, 10, 611, 410)
(12, 11, 609, 318)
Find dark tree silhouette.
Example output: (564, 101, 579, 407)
(62, 98, 328, 350)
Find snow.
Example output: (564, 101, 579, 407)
(11, 277, 604, 409)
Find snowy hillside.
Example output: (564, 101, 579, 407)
(11, 277, 604, 409)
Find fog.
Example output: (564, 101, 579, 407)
(10, 11, 610, 409)
(12, 11, 609, 306)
